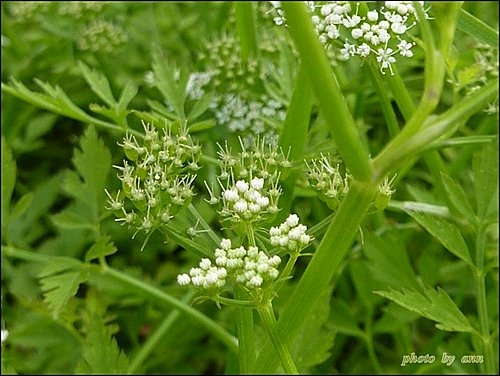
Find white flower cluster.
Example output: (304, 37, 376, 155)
(270, 214, 312, 252)
(305, 153, 350, 210)
(220, 176, 278, 222)
(177, 238, 281, 291)
(205, 137, 291, 224)
(269, 1, 429, 75)
(106, 121, 201, 237)
(177, 258, 227, 289)
(211, 93, 286, 146)
(77, 19, 128, 53)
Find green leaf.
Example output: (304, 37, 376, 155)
(76, 313, 129, 374)
(187, 91, 213, 121)
(1, 136, 16, 229)
(117, 81, 138, 112)
(9, 192, 34, 222)
(85, 236, 117, 262)
(70, 126, 111, 222)
(473, 140, 499, 223)
(51, 210, 95, 230)
(78, 61, 117, 108)
(374, 285, 475, 333)
(457, 8, 499, 48)
(441, 173, 477, 223)
(151, 46, 188, 119)
(362, 233, 421, 291)
(39, 257, 87, 320)
(405, 209, 474, 267)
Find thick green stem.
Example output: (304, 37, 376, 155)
(234, 2, 258, 61)
(234, 287, 256, 374)
(255, 181, 377, 372)
(257, 302, 298, 374)
(281, 2, 372, 182)
(276, 63, 313, 223)
(372, 79, 498, 180)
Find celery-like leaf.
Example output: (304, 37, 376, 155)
(375, 286, 474, 333)
(75, 313, 129, 373)
(39, 257, 87, 319)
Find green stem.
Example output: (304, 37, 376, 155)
(367, 59, 400, 138)
(1, 246, 238, 354)
(127, 290, 196, 374)
(234, 287, 256, 374)
(257, 301, 298, 374)
(234, 2, 258, 61)
(255, 180, 377, 372)
(276, 63, 313, 223)
(475, 224, 495, 374)
(101, 264, 238, 354)
(372, 79, 498, 180)
(281, 2, 372, 182)
(187, 203, 221, 247)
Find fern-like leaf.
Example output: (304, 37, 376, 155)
(39, 257, 88, 320)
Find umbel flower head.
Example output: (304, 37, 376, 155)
(305, 153, 351, 210)
(269, 1, 430, 75)
(105, 121, 201, 240)
(205, 136, 292, 227)
(177, 238, 282, 294)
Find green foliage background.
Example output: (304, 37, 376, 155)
(1, 2, 498, 374)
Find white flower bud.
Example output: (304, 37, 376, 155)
(177, 274, 191, 285)
(250, 177, 264, 190)
(199, 258, 211, 270)
(235, 180, 249, 193)
(367, 10, 379, 21)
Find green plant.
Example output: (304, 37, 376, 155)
(1, 1, 498, 374)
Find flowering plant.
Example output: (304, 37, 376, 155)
(1, 1, 498, 374)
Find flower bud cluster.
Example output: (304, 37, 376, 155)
(211, 93, 286, 146)
(187, 29, 288, 143)
(270, 214, 312, 253)
(305, 153, 350, 210)
(177, 238, 281, 292)
(106, 121, 201, 237)
(77, 19, 128, 53)
(269, 1, 430, 75)
(206, 136, 292, 224)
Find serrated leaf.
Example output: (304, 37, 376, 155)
(51, 210, 95, 230)
(151, 46, 188, 119)
(85, 236, 117, 262)
(39, 257, 87, 320)
(117, 81, 138, 111)
(78, 61, 117, 108)
(1, 136, 16, 228)
(187, 91, 213, 121)
(405, 209, 473, 267)
(441, 173, 476, 223)
(76, 314, 129, 374)
(374, 286, 474, 333)
(9, 192, 34, 222)
(473, 140, 499, 223)
(70, 126, 111, 222)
